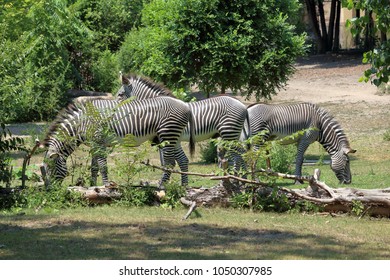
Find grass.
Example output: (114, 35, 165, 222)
(1, 206, 390, 260)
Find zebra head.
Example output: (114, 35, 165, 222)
(116, 73, 133, 101)
(42, 145, 68, 186)
(330, 147, 356, 184)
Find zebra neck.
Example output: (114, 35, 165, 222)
(318, 119, 349, 156)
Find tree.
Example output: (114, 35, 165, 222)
(0, 0, 91, 122)
(119, 0, 307, 99)
(305, 0, 342, 53)
(342, 0, 389, 86)
(0, 0, 146, 123)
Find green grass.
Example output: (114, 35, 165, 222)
(1, 206, 389, 260)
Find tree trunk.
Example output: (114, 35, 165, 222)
(317, 0, 329, 52)
(327, 0, 336, 50)
(364, 10, 375, 50)
(333, 0, 341, 52)
(305, 0, 326, 53)
(354, 9, 361, 47)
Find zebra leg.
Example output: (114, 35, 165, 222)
(91, 156, 99, 186)
(159, 146, 176, 189)
(95, 155, 110, 186)
(173, 145, 189, 186)
(295, 140, 311, 184)
(229, 146, 247, 178)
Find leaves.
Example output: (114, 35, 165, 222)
(342, 0, 390, 87)
(119, 0, 306, 99)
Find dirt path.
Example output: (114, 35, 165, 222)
(272, 54, 390, 106)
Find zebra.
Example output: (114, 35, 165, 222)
(41, 96, 195, 187)
(245, 102, 356, 184)
(117, 74, 250, 174)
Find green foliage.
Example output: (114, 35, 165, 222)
(9, 182, 87, 212)
(0, 124, 27, 187)
(159, 183, 186, 209)
(90, 50, 120, 92)
(264, 143, 296, 174)
(71, 0, 145, 52)
(113, 142, 150, 187)
(171, 88, 196, 102)
(0, 0, 146, 122)
(115, 186, 156, 207)
(384, 130, 390, 141)
(343, 0, 390, 86)
(119, 0, 307, 98)
(0, 0, 91, 122)
(351, 200, 365, 217)
(232, 187, 292, 212)
(200, 141, 218, 164)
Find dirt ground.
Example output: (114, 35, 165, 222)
(272, 54, 389, 105)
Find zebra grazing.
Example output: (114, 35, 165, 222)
(118, 74, 250, 172)
(41, 97, 195, 187)
(246, 102, 356, 184)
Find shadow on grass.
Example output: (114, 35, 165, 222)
(0, 214, 382, 260)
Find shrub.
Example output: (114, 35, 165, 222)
(119, 0, 306, 98)
(0, 124, 27, 187)
(200, 141, 218, 164)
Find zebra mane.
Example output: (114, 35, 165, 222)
(42, 101, 82, 146)
(125, 74, 174, 97)
(315, 104, 352, 149)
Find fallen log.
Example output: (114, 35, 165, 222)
(67, 186, 122, 204)
(137, 162, 390, 219)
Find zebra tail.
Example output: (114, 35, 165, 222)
(188, 111, 196, 158)
(244, 111, 251, 150)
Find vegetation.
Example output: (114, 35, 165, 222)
(342, 0, 389, 86)
(119, 0, 306, 98)
(0, 124, 26, 188)
(0, 0, 144, 123)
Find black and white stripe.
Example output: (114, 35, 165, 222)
(43, 96, 195, 187)
(118, 74, 250, 173)
(246, 102, 356, 184)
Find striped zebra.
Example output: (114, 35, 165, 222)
(245, 102, 356, 184)
(118, 74, 250, 173)
(41, 96, 195, 187)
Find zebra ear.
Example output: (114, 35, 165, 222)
(345, 148, 357, 154)
(48, 152, 59, 159)
(120, 72, 129, 85)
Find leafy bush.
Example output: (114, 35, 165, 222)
(119, 0, 306, 98)
(115, 186, 157, 207)
(261, 143, 296, 174)
(232, 187, 292, 212)
(200, 141, 218, 164)
(0, 0, 91, 123)
(10, 183, 87, 212)
(0, 124, 27, 187)
(160, 183, 186, 209)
